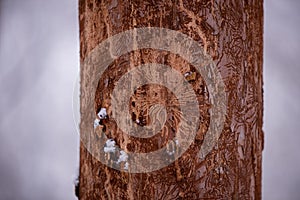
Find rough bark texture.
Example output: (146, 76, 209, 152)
(79, 0, 263, 199)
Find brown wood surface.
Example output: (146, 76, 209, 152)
(79, 0, 263, 199)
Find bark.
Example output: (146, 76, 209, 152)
(79, 0, 263, 199)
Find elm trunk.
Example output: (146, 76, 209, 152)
(79, 0, 263, 199)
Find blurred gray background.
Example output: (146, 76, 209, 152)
(0, 0, 299, 199)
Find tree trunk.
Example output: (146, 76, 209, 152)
(79, 0, 263, 199)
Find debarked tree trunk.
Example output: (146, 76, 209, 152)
(78, 0, 263, 199)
